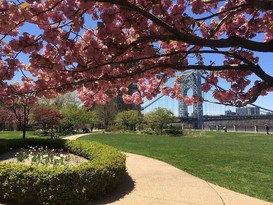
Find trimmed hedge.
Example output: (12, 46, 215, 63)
(0, 139, 126, 205)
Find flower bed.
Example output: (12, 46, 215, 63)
(14, 146, 71, 166)
(1, 147, 88, 168)
(0, 139, 126, 205)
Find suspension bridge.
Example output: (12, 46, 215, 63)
(141, 70, 273, 130)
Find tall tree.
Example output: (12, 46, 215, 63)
(10, 104, 31, 139)
(0, 0, 273, 107)
(60, 105, 82, 131)
(93, 100, 118, 129)
(115, 110, 141, 130)
(60, 104, 97, 132)
(144, 108, 177, 135)
(39, 92, 81, 109)
(80, 109, 98, 132)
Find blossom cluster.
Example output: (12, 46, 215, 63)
(0, 0, 272, 108)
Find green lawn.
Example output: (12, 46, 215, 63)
(0, 131, 42, 139)
(79, 131, 273, 202)
(0, 131, 26, 139)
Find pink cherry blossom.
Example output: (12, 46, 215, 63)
(0, 0, 271, 108)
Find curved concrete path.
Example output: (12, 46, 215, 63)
(64, 134, 273, 205)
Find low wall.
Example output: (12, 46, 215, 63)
(204, 118, 273, 133)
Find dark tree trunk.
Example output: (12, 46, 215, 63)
(22, 105, 28, 140)
(160, 125, 163, 135)
(22, 128, 26, 140)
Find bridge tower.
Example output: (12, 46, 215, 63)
(179, 70, 203, 129)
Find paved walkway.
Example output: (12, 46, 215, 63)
(64, 134, 273, 205)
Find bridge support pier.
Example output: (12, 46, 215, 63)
(255, 125, 258, 133)
(234, 125, 237, 132)
(216, 125, 220, 131)
(179, 70, 203, 129)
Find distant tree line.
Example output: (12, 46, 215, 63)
(0, 92, 179, 139)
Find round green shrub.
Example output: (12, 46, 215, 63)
(0, 139, 126, 205)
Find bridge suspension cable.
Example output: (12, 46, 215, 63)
(141, 95, 165, 111)
(142, 71, 195, 111)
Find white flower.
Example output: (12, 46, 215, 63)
(54, 156, 61, 160)
(42, 154, 48, 158)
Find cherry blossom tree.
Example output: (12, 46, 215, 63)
(32, 105, 63, 137)
(0, 105, 17, 130)
(1, 0, 273, 108)
(7, 94, 37, 139)
(0, 82, 38, 139)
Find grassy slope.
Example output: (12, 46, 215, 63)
(79, 131, 273, 202)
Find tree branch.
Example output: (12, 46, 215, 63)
(246, 0, 273, 10)
(91, 0, 273, 52)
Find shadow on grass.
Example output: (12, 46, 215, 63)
(90, 172, 135, 205)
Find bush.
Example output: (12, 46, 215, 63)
(0, 139, 126, 205)
(141, 128, 160, 135)
(164, 127, 183, 136)
(106, 125, 125, 132)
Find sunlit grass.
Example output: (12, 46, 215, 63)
(0, 131, 24, 139)
(80, 131, 273, 202)
(0, 131, 37, 139)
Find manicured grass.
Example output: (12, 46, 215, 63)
(0, 131, 39, 139)
(79, 131, 273, 202)
(0, 131, 25, 139)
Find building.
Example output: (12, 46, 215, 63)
(116, 59, 141, 112)
(116, 83, 141, 111)
(235, 107, 260, 116)
(225, 110, 237, 116)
